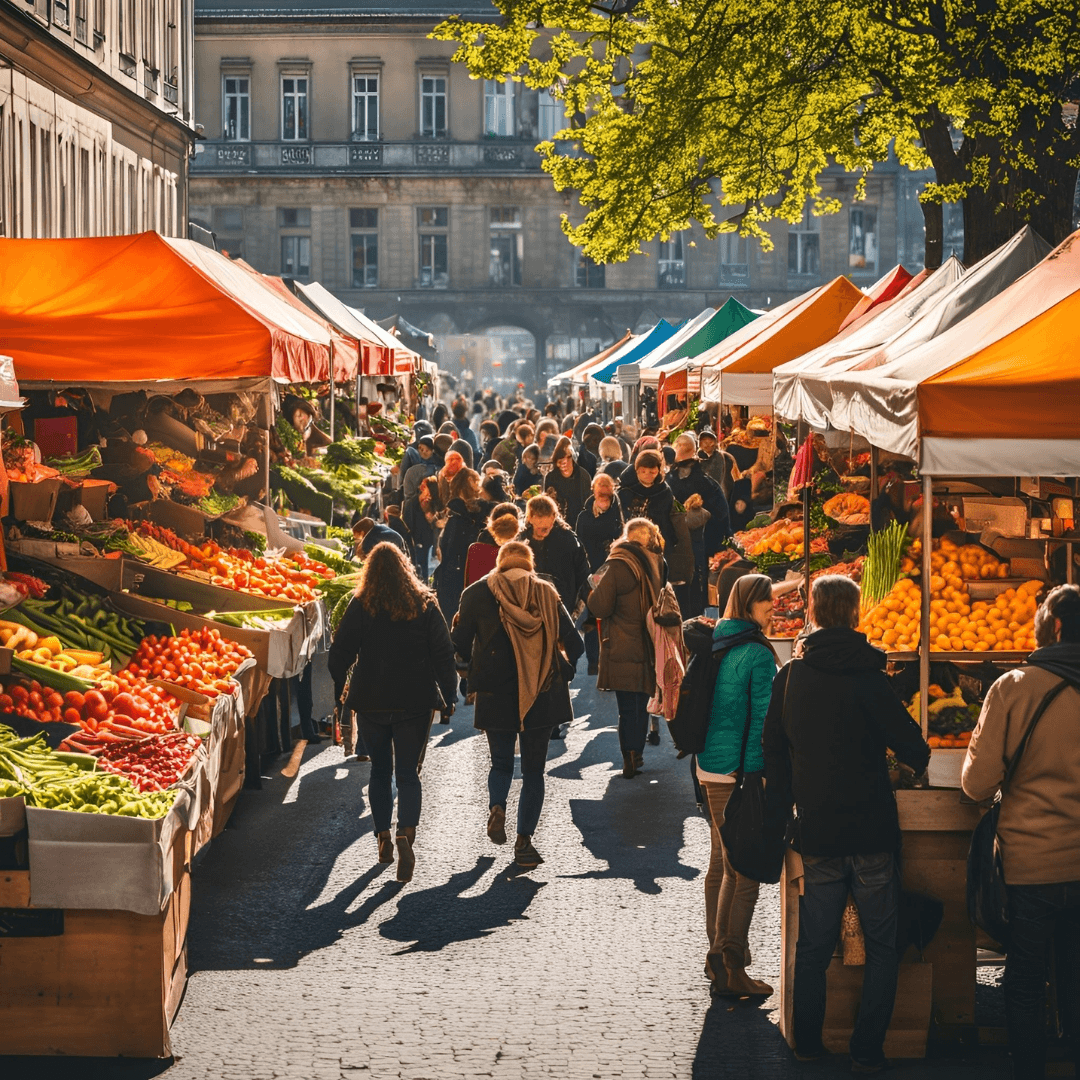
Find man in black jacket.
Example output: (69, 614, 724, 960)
(666, 433, 731, 617)
(764, 574, 929, 1073)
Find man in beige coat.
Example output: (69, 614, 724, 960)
(962, 584, 1080, 1080)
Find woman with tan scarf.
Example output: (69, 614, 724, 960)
(452, 542, 584, 868)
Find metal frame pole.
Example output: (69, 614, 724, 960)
(920, 473, 933, 741)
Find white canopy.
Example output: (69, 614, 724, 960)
(777, 226, 1053, 433)
(771, 258, 964, 424)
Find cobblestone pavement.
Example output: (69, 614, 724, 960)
(10, 672, 1017, 1080)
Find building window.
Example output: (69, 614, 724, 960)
(484, 80, 515, 137)
(165, 0, 178, 90)
(420, 76, 447, 138)
(848, 207, 877, 275)
(490, 206, 522, 287)
(214, 207, 244, 257)
(658, 234, 686, 288)
(281, 236, 311, 278)
(79, 147, 90, 237)
(417, 206, 448, 287)
(719, 232, 750, 286)
(576, 251, 605, 289)
(93, 0, 105, 44)
(223, 77, 250, 141)
(120, 0, 136, 57)
(75, 0, 87, 42)
(788, 205, 821, 279)
(537, 89, 561, 141)
(352, 75, 379, 141)
(349, 208, 378, 287)
(282, 76, 309, 141)
(54, 0, 70, 30)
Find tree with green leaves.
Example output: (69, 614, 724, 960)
(435, 1, 1080, 266)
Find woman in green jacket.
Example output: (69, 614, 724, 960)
(697, 573, 779, 998)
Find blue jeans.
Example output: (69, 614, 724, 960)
(614, 690, 650, 754)
(1005, 881, 1080, 1080)
(486, 727, 550, 837)
(793, 852, 901, 1065)
(358, 711, 433, 833)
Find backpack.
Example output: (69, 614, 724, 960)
(666, 622, 767, 758)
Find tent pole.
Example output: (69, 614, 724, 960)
(265, 391, 272, 511)
(919, 473, 932, 743)
(328, 365, 335, 442)
(870, 446, 879, 527)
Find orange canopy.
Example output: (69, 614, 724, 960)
(242, 268, 361, 383)
(920, 291, 1080, 439)
(837, 264, 913, 332)
(700, 276, 862, 406)
(0, 232, 332, 389)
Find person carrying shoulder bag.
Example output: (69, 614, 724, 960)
(764, 575, 928, 1073)
(962, 585, 1080, 1080)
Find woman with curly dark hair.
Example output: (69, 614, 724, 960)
(329, 542, 458, 883)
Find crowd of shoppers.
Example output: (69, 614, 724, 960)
(324, 388, 1079, 1079)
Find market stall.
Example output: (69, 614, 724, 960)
(770, 225, 1080, 1053)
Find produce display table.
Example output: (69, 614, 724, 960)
(778, 787, 984, 1057)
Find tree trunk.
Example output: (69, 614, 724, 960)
(921, 199, 943, 270)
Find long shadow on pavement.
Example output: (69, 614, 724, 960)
(377, 855, 545, 954)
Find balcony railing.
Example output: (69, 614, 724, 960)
(191, 139, 546, 175)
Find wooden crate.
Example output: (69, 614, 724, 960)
(0, 857, 191, 1056)
(779, 852, 934, 1057)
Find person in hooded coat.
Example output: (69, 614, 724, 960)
(961, 584, 1080, 1080)
(616, 448, 678, 556)
(578, 423, 605, 478)
(432, 468, 488, 623)
(586, 517, 665, 778)
(544, 436, 592, 527)
(479, 420, 501, 465)
(666, 432, 732, 617)
(514, 444, 542, 496)
(764, 574, 928, 1069)
(449, 437, 474, 471)
(575, 473, 624, 675)
(452, 541, 583, 868)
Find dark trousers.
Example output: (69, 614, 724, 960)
(357, 710, 433, 833)
(614, 690, 650, 754)
(793, 852, 901, 1065)
(675, 557, 707, 619)
(485, 727, 550, 837)
(576, 609, 599, 667)
(1005, 880, 1080, 1080)
(291, 662, 316, 738)
(414, 544, 431, 582)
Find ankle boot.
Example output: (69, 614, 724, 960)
(376, 830, 394, 864)
(395, 827, 416, 883)
(721, 945, 773, 997)
(622, 751, 638, 778)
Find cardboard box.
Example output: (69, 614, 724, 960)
(25, 789, 191, 915)
(9, 478, 61, 522)
(147, 497, 215, 539)
(0, 795, 26, 837)
(962, 496, 1028, 538)
(75, 478, 112, 521)
(34, 553, 125, 592)
(927, 748, 966, 789)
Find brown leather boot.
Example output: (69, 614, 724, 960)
(396, 827, 416, 882)
(376, 830, 394, 864)
(722, 945, 773, 997)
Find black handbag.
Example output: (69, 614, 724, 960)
(966, 677, 1070, 949)
(719, 670, 788, 885)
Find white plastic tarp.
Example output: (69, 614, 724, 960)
(782, 226, 1053, 434)
(772, 257, 964, 424)
(806, 227, 1074, 465)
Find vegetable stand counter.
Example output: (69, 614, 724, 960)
(778, 786, 986, 1057)
(0, 844, 191, 1057)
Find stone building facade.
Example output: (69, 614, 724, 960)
(0, 0, 195, 239)
(190, 1, 940, 387)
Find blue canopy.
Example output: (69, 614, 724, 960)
(589, 319, 681, 383)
